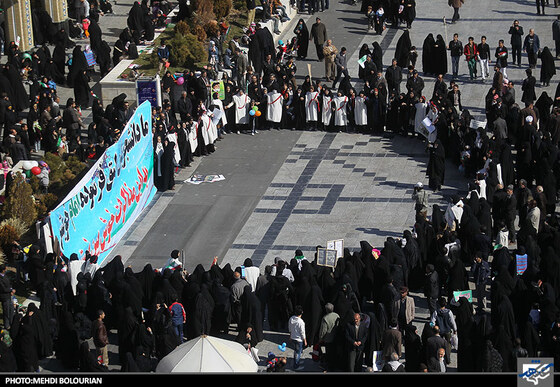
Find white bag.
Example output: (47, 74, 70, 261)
(450, 334, 459, 350)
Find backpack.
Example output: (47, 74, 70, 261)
(435, 309, 452, 334)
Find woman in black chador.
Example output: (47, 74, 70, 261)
(422, 33, 436, 76)
(293, 19, 309, 60)
(427, 139, 445, 191)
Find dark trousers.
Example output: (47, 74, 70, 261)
(555, 39, 560, 57)
(308, 0, 318, 13)
(452, 7, 460, 22)
(315, 43, 325, 61)
(333, 67, 349, 88)
(348, 348, 364, 372)
(528, 50, 538, 67)
(512, 45, 522, 65)
(507, 216, 516, 242)
(324, 342, 337, 371)
(1, 298, 13, 329)
(427, 297, 438, 316)
(537, 0, 546, 13)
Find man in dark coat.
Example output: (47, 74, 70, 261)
(309, 17, 327, 62)
(0, 264, 14, 330)
(426, 325, 449, 365)
(344, 313, 369, 372)
(424, 264, 440, 316)
(508, 20, 524, 66)
(385, 59, 402, 95)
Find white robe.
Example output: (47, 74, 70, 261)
(166, 132, 181, 166)
(414, 101, 428, 133)
(322, 95, 333, 125)
(354, 96, 368, 126)
(211, 98, 227, 126)
(233, 94, 250, 124)
(188, 122, 198, 152)
(305, 91, 319, 122)
(200, 113, 218, 145)
(267, 91, 283, 123)
(68, 259, 84, 296)
(333, 96, 348, 126)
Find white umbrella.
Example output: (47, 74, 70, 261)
(155, 334, 259, 373)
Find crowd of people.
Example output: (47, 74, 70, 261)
(0, 0, 560, 375)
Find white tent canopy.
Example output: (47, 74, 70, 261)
(155, 335, 259, 373)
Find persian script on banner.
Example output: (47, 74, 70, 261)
(48, 101, 157, 265)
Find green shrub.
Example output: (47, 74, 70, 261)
(1, 173, 37, 227)
(168, 32, 206, 68)
(213, 0, 232, 19)
(174, 20, 191, 35)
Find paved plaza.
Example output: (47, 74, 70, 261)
(26, 0, 560, 373)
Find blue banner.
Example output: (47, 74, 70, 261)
(49, 101, 156, 265)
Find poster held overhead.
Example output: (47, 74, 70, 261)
(317, 248, 338, 267)
(326, 239, 344, 259)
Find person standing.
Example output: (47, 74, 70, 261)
(464, 36, 478, 80)
(157, 40, 170, 74)
(553, 15, 560, 58)
(536, 0, 546, 15)
(478, 35, 491, 80)
(447, 33, 463, 80)
(294, 19, 310, 60)
(505, 184, 517, 243)
(92, 310, 109, 366)
(289, 305, 307, 370)
(523, 29, 540, 69)
(382, 318, 403, 360)
(471, 253, 490, 312)
(168, 297, 186, 345)
(508, 20, 524, 66)
(396, 286, 415, 333)
(429, 297, 457, 358)
(495, 39, 509, 79)
(246, 0, 256, 27)
(318, 303, 340, 372)
(332, 47, 348, 90)
(309, 17, 327, 62)
(344, 313, 369, 372)
(0, 264, 14, 330)
(386, 58, 403, 95)
(323, 40, 338, 81)
(448, 0, 464, 23)
(412, 182, 429, 216)
(424, 264, 440, 316)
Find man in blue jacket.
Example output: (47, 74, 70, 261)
(471, 253, 491, 311)
(168, 297, 186, 345)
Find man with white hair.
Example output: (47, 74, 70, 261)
(412, 182, 429, 216)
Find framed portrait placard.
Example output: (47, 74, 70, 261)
(326, 239, 344, 259)
(317, 248, 338, 268)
